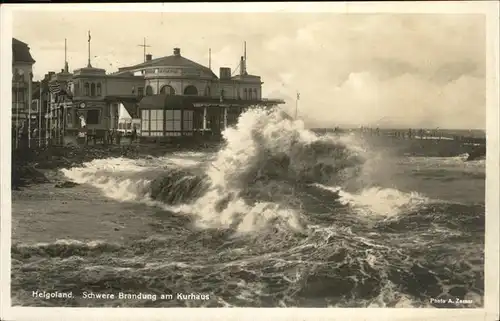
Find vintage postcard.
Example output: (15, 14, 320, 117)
(1, 2, 499, 321)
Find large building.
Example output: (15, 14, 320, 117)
(48, 42, 284, 144)
(12, 38, 35, 134)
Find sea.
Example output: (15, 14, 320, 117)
(11, 108, 485, 308)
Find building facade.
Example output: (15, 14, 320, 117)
(48, 45, 283, 144)
(116, 47, 283, 141)
(12, 38, 35, 145)
(31, 72, 55, 145)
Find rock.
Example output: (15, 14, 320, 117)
(466, 149, 486, 161)
(54, 181, 79, 188)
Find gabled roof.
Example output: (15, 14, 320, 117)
(120, 54, 217, 79)
(12, 38, 35, 64)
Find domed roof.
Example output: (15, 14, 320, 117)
(119, 48, 217, 79)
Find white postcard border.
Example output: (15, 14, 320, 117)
(1, 2, 498, 321)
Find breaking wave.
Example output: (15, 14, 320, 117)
(16, 107, 485, 308)
(62, 108, 433, 234)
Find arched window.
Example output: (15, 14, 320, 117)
(90, 83, 96, 96)
(84, 83, 90, 96)
(183, 85, 198, 96)
(160, 85, 175, 95)
(145, 85, 153, 96)
(97, 83, 102, 96)
(244, 88, 248, 100)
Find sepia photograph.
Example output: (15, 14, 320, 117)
(1, 2, 499, 321)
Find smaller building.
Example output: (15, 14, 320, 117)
(30, 72, 54, 144)
(12, 38, 35, 145)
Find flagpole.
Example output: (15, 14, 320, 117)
(48, 92, 52, 146)
(38, 84, 42, 147)
(28, 90, 31, 149)
(15, 80, 19, 149)
(45, 93, 48, 147)
(46, 95, 50, 146)
(87, 30, 91, 67)
(64, 38, 67, 68)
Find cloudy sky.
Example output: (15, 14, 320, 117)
(12, 9, 486, 129)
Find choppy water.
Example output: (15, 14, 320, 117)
(11, 109, 485, 307)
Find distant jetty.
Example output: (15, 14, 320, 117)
(312, 127, 486, 158)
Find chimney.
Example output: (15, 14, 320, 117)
(146, 54, 152, 61)
(173, 48, 181, 56)
(219, 67, 231, 80)
(240, 56, 247, 76)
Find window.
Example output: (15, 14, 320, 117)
(74, 82, 80, 96)
(204, 86, 211, 97)
(66, 111, 73, 126)
(183, 110, 194, 132)
(84, 83, 90, 96)
(244, 88, 248, 100)
(90, 83, 96, 96)
(141, 110, 149, 132)
(183, 85, 198, 96)
(138, 87, 144, 97)
(150, 109, 164, 132)
(97, 83, 102, 96)
(141, 109, 164, 136)
(145, 85, 153, 96)
(165, 110, 182, 132)
(86, 109, 100, 125)
(160, 85, 175, 95)
(14, 88, 25, 102)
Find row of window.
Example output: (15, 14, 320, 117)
(142, 85, 198, 96)
(243, 88, 259, 100)
(74, 82, 102, 97)
(76, 82, 259, 100)
(141, 109, 194, 135)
